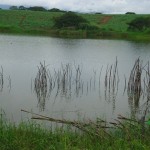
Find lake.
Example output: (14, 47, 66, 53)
(0, 34, 150, 123)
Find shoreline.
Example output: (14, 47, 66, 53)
(0, 28, 150, 42)
(1, 113, 150, 149)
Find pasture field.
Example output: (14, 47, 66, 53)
(0, 9, 150, 40)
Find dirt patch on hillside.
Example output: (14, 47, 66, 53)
(100, 16, 112, 24)
(19, 15, 27, 27)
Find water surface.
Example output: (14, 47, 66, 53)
(0, 34, 150, 122)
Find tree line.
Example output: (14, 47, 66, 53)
(9, 5, 66, 12)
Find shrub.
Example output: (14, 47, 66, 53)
(78, 23, 99, 30)
(127, 17, 150, 31)
(53, 12, 87, 29)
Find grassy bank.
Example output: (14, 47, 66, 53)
(1, 113, 150, 150)
(0, 9, 150, 41)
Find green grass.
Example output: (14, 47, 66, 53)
(81, 14, 150, 32)
(0, 119, 102, 150)
(0, 10, 62, 28)
(1, 114, 150, 150)
(0, 9, 150, 40)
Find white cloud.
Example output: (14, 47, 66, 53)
(0, 0, 150, 14)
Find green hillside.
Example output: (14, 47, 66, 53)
(0, 9, 150, 40)
(83, 14, 150, 32)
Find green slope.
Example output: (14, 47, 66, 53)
(0, 9, 150, 40)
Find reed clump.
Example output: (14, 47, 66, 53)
(0, 66, 11, 93)
(0, 66, 4, 92)
(34, 62, 48, 111)
(33, 58, 150, 117)
(33, 60, 122, 111)
(126, 58, 150, 122)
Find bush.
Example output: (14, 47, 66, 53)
(78, 23, 99, 30)
(53, 12, 87, 29)
(127, 17, 150, 31)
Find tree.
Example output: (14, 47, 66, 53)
(48, 8, 66, 12)
(19, 6, 27, 10)
(127, 17, 150, 31)
(95, 12, 102, 14)
(9, 6, 18, 10)
(53, 12, 87, 29)
(28, 6, 47, 11)
(125, 12, 136, 15)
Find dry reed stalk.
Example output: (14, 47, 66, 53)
(127, 58, 143, 115)
(0, 66, 4, 92)
(34, 62, 49, 111)
(21, 109, 112, 139)
(99, 66, 103, 89)
(104, 58, 119, 105)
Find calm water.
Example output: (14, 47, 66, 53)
(0, 34, 150, 122)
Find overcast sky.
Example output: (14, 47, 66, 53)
(0, 0, 150, 14)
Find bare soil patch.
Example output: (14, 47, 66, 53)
(100, 16, 112, 24)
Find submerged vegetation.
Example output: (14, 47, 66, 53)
(32, 58, 150, 119)
(0, 9, 150, 40)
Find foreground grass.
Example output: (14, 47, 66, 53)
(0, 9, 150, 41)
(1, 115, 150, 150)
(0, 119, 103, 150)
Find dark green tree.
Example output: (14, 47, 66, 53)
(28, 6, 47, 11)
(19, 6, 27, 10)
(125, 12, 136, 14)
(48, 8, 66, 12)
(9, 6, 18, 10)
(128, 17, 150, 31)
(53, 12, 87, 29)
